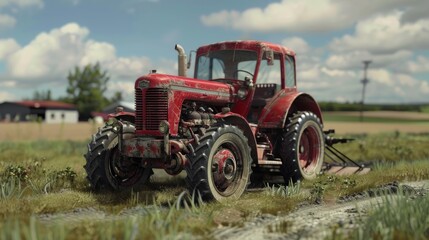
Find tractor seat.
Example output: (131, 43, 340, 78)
(251, 83, 277, 107)
(247, 83, 277, 122)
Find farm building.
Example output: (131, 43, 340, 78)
(0, 100, 78, 123)
(92, 101, 134, 122)
(103, 101, 134, 113)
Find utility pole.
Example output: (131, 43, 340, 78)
(360, 60, 371, 122)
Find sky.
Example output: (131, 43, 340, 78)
(0, 0, 429, 104)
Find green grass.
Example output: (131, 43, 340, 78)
(351, 192, 429, 240)
(421, 105, 429, 113)
(331, 132, 429, 162)
(0, 134, 429, 239)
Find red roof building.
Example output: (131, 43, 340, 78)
(0, 100, 79, 123)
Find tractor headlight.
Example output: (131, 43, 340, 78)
(237, 88, 249, 100)
(159, 120, 170, 134)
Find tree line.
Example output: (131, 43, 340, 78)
(319, 101, 429, 112)
(31, 63, 123, 120)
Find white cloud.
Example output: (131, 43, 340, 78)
(299, 65, 321, 82)
(281, 37, 310, 54)
(80, 40, 116, 66)
(369, 69, 395, 86)
(400, 0, 429, 23)
(5, 22, 163, 81)
(109, 81, 134, 96)
(0, 14, 16, 29)
(0, 80, 16, 87)
(420, 81, 429, 94)
(360, 69, 429, 102)
(201, 0, 419, 33)
(407, 56, 429, 73)
(1, 22, 177, 101)
(0, 38, 20, 59)
(330, 11, 429, 54)
(0, 0, 43, 8)
(0, 91, 16, 102)
(321, 67, 357, 78)
(325, 50, 413, 70)
(0, 0, 43, 31)
(7, 23, 90, 79)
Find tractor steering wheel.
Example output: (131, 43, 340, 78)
(233, 69, 254, 80)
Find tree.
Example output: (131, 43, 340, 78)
(30, 89, 52, 100)
(65, 63, 110, 120)
(110, 91, 123, 104)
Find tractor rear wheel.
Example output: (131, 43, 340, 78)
(186, 124, 252, 202)
(280, 111, 324, 183)
(84, 123, 151, 191)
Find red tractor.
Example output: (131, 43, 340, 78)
(84, 40, 328, 202)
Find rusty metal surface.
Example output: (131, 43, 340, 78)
(135, 74, 232, 136)
(122, 138, 163, 159)
(258, 91, 323, 129)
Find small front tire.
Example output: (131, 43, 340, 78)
(84, 123, 151, 191)
(186, 124, 252, 202)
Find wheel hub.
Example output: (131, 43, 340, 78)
(212, 149, 237, 188)
(298, 126, 320, 173)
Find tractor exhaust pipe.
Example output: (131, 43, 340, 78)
(175, 44, 187, 77)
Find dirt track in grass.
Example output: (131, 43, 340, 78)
(211, 180, 429, 240)
(34, 180, 429, 240)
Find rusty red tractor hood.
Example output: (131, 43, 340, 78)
(134, 73, 233, 136)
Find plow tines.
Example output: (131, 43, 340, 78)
(323, 130, 371, 176)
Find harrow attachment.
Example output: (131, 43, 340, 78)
(322, 129, 371, 175)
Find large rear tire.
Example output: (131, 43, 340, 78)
(84, 123, 151, 191)
(185, 124, 252, 202)
(280, 111, 324, 183)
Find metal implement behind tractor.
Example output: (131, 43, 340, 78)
(84, 40, 367, 202)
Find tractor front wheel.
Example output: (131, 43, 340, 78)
(186, 124, 252, 202)
(280, 111, 324, 183)
(84, 123, 151, 191)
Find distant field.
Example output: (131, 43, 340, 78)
(1, 111, 428, 141)
(323, 111, 429, 134)
(0, 122, 103, 141)
(324, 111, 429, 122)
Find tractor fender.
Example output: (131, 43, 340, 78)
(108, 111, 136, 123)
(214, 112, 258, 163)
(258, 91, 323, 129)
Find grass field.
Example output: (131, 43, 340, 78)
(0, 112, 429, 239)
(0, 132, 428, 239)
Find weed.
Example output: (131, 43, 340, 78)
(3, 165, 29, 182)
(350, 188, 429, 240)
(265, 181, 301, 198)
(0, 178, 24, 200)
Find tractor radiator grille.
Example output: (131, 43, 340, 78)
(135, 89, 143, 130)
(144, 88, 168, 130)
(135, 88, 169, 131)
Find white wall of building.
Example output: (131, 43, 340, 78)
(45, 110, 78, 123)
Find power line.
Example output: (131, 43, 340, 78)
(360, 60, 372, 122)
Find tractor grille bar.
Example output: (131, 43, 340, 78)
(144, 88, 168, 130)
(135, 89, 143, 130)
